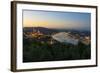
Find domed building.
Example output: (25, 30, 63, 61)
(52, 32, 79, 45)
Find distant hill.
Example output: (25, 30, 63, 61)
(23, 27, 58, 35)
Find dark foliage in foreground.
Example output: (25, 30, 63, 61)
(23, 38, 91, 62)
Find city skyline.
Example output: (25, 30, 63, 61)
(23, 10, 91, 31)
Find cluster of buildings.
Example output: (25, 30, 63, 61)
(24, 29, 55, 44)
(24, 29, 91, 46)
(52, 32, 90, 45)
(24, 29, 43, 38)
(80, 36, 91, 45)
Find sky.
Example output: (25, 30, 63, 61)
(23, 10, 91, 31)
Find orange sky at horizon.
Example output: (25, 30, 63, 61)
(23, 18, 72, 29)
